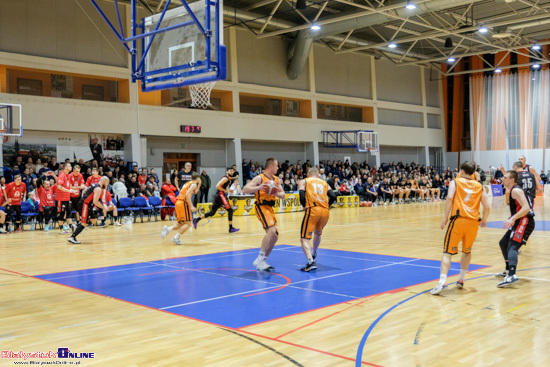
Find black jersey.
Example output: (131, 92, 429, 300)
(509, 185, 534, 219)
(215, 175, 233, 197)
(517, 170, 536, 201)
(81, 183, 102, 204)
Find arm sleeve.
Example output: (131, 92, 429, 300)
(299, 190, 306, 207)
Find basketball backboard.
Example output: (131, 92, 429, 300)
(86, 0, 226, 92)
(140, 0, 226, 91)
(0, 103, 23, 137)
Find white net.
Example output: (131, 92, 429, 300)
(189, 81, 216, 109)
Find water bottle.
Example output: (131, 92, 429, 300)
(30, 219, 35, 231)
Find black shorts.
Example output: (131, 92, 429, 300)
(71, 197, 80, 212)
(57, 200, 73, 219)
(507, 216, 535, 245)
(79, 200, 99, 223)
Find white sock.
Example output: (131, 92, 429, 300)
(174, 233, 181, 239)
(439, 274, 447, 284)
(308, 258, 314, 264)
(459, 269, 467, 280)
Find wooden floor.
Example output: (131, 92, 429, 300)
(1, 196, 549, 367)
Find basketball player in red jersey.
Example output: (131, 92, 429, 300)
(242, 158, 285, 271)
(86, 167, 102, 186)
(161, 173, 201, 245)
(70, 165, 86, 224)
(431, 161, 491, 295)
(57, 162, 79, 234)
(298, 167, 336, 271)
(3, 175, 27, 232)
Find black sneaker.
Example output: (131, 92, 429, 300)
(301, 262, 317, 272)
(192, 218, 199, 229)
(68, 237, 81, 244)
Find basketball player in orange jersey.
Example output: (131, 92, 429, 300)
(431, 161, 491, 295)
(242, 158, 285, 271)
(298, 167, 336, 271)
(161, 173, 201, 245)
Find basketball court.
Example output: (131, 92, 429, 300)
(1, 0, 550, 366)
(1, 195, 549, 366)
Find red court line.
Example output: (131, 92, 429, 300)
(235, 329, 383, 367)
(0, 267, 382, 366)
(275, 294, 381, 340)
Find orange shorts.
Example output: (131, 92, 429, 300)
(443, 216, 480, 255)
(255, 204, 277, 230)
(301, 206, 329, 239)
(175, 200, 192, 223)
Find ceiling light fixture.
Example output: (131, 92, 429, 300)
(444, 37, 453, 48)
(296, 0, 307, 10)
(532, 44, 541, 51)
(388, 42, 397, 48)
(405, 1, 417, 10)
(310, 24, 321, 31)
(447, 56, 456, 62)
(532, 63, 540, 69)
(495, 68, 502, 73)
(478, 26, 488, 33)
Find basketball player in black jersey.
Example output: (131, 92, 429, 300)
(68, 177, 109, 244)
(192, 167, 240, 233)
(496, 170, 535, 287)
(512, 161, 537, 203)
(519, 155, 542, 195)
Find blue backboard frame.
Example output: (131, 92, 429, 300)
(86, 0, 226, 91)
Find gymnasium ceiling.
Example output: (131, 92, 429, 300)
(131, 0, 550, 76)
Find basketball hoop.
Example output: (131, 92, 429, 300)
(0, 129, 7, 144)
(189, 81, 216, 109)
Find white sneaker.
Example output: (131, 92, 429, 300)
(67, 237, 81, 244)
(171, 237, 183, 245)
(114, 221, 121, 226)
(0, 228, 7, 234)
(430, 282, 448, 295)
(495, 270, 508, 278)
(253, 257, 274, 271)
(161, 225, 169, 239)
(497, 274, 519, 288)
(384, 201, 388, 206)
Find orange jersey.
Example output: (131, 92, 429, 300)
(451, 177, 482, 220)
(255, 174, 280, 206)
(177, 180, 195, 202)
(304, 177, 329, 209)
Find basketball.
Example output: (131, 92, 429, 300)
(366, 201, 373, 207)
(264, 180, 278, 196)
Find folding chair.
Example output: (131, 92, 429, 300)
(133, 196, 154, 222)
(21, 201, 40, 230)
(147, 196, 163, 221)
(117, 197, 140, 222)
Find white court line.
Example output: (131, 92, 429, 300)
(58, 320, 99, 329)
(0, 334, 31, 341)
(41, 263, 161, 281)
(159, 258, 420, 310)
